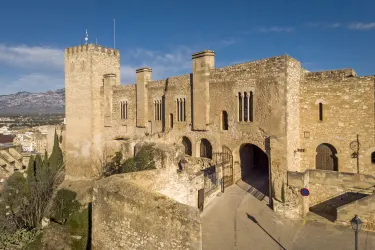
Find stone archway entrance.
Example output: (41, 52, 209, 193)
(239, 144, 269, 196)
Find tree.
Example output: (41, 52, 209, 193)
(49, 129, 64, 174)
(27, 155, 36, 187)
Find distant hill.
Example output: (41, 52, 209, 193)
(0, 89, 65, 115)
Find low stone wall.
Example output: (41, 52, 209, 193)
(288, 170, 375, 206)
(92, 175, 201, 250)
(337, 194, 375, 231)
(119, 164, 204, 208)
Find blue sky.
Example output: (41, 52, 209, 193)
(0, 0, 374, 94)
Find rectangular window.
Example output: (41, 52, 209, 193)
(319, 103, 323, 121)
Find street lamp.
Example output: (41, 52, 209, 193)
(351, 214, 363, 250)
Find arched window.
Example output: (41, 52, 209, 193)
(238, 93, 242, 122)
(154, 100, 162, 121)
(222, 111, 228, 130)
(249, 91, 253, 122)
(182, 136, 192, 156)
(319, 102, 323, 121)
(200, 139, 212, 159)
(120, 101, 128, 120)
(316, 143, 338, 171)
(371, 152, 375, 164)
(176, 97, 186, 122)
(244, 92, 248, 122)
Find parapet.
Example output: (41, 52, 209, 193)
(103, 73, 117, 78)
(192, 50, 215, 59)
(305, 68, 357, 80)
(136, 67, 152, 73)
(65, 44, 120, 57)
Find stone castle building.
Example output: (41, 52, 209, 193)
(64, 43, 375, 221)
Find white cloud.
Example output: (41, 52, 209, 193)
(348, 22, 375, 30)
(0, 39, 236, 93)
(305, 22, 342, 29)
(120, 45, 195, 82)
(1, 73, 64, 95)
(253, 26, 294, 33)
(0, 44, 64, 70)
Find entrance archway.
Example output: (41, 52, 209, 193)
(240, 144, 269, 196)
(316, 143, 338, 171)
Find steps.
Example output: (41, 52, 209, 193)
(236, 179, 268, 202)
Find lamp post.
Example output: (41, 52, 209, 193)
(351, 214, 363, 250)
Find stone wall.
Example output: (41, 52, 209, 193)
(92, 175, 201, 250)
(337, 194, 375, 230)
(299, 70, 375, 175)
(287, 169, 375, 217)
(65, 44, 120, 179)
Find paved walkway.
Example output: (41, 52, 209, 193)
(201, 185, 375, 250)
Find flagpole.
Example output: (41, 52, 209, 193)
(114, 18, 116, 49)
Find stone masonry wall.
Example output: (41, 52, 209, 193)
(65, 44, 120, 179)
(92, 175, 202, 250)
(299, 71, 375, 175)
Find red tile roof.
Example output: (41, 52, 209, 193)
(0, 134, 15, 144)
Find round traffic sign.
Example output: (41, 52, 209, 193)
(300, 188, 310, 196)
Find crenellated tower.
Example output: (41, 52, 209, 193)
(64, 44, 120, 179)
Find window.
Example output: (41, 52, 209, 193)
(222, 111, 228, 130)
(170, 114, 173, 128)
(371, 152, 375, 164)
(154, 100, 162, 121)
(182, 136, 192, 156)
(200, 139, 212, 159)
(238, 93, 242, 122)
(238, 91, 253, 122)
(249, 91, 253, 122)
(244, 93, 248, 122)
(319, 103, 323, 121)
(177, 97, 186, 121)
(120, 101, 128, 119)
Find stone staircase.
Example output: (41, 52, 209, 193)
(236, 179, 269, 204)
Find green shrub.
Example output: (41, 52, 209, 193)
(51, 189, 81, 224)
(135, 144, 156, 171)
(0, 228, 41, 249)
(103, 144, 157, 177)
(66, 208, 89, 250)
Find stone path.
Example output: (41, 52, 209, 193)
(201, 185, 375, 250)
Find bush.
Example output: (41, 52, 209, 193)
(51, 189, 81, 224)
(66, 208, 89, 250)
(103, 144, 157, 177)
(0, 228, 41, 249)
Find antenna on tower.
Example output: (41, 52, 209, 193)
(85, 29, 89, 44)
(114, 18, 116, 49)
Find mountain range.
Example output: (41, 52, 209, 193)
(0, 89, 65, 115)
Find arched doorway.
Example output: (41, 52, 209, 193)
(200, 139, 212, 159)
(316, 143, 338, 171)
(182, 136, 192, 156)
(240, 144, 269, 196)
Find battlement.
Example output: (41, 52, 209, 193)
(136, 67, 152, 73)
(305, 68, 357, 80)
(65, 44, 120, 57)
(192, 50, 215, 59)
